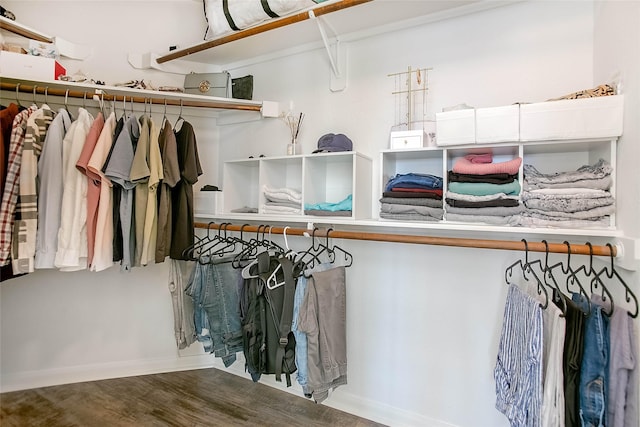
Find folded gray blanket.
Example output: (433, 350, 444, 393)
(379, 212, 441, 222)
(445, 213, 518, 226)
(522, 193, 614, 213)
(305, 209, 352, 217)
(523, 159, 612, 190)
(445, 204, 525, 217)
(445, 191, 519, 202)
(523, 204, 615, 220)
(516, 215, 611, 229)
(379, 197, 443, 208)
(380, 203, 444, 219)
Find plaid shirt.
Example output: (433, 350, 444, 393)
(0, 106, 37, 266)
(11, 106, 54, 273)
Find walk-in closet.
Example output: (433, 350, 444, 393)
(1, 1, 639, 426)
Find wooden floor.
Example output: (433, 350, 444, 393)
(1, 368, 385, 427)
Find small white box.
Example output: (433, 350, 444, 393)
(436, 109, 475, 146)
(389, 130, 426, 149)
(475, 104, 520, 143)
(520, 95, 623, 141)
(0, 51, 66, 81)
(194, 191, 224, 215)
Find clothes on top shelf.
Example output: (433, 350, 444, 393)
(518, 159, 615, 228)
(304, 194, 352, 216)
(0, 102, 202, 281)
(445, 154, 523, 225)
(380, 172, 444, 221)
(263, 184, 302, 214)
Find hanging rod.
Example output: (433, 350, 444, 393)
(156, 0, 372, 64)
(194, 222, 617, 258)
(0, 81, 262, 112)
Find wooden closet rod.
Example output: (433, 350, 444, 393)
(0, 81, 262, 112)
(156, 0, 373, 63)
(194, 222, 617, 257)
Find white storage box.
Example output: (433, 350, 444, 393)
(389, 130, 426, 149)
(475, 104, 520, 143)
(520, 95, 623, 141)
(436, 109, 475, 146)
(0, 51, 66, 81)
(194, 191, 224, 215)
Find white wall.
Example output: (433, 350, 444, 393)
(1, 2, 638, 427)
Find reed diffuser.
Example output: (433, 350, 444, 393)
(284, 111, 304, 155)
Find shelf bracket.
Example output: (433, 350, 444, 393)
(308, 10, 347, 92)
(613, 237, 640, 271)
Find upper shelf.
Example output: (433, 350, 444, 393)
(155, 0, 493, 67)
(0, 77, 278, 117)
(0, 15, 52, 43)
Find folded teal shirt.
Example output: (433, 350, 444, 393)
(304, 194, 353, 211)
(448, 180, 521, 196)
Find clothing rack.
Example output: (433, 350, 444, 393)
(0, 81, 262, 112)
(194, 222, 618, 258)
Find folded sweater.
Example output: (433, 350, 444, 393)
(452, 156, 522, 176)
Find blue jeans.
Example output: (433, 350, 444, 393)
(573, 294, 609, 427)
(185, 262, 213, 353)
(385, 172, 443, 191)
(201, 257, 244, 367)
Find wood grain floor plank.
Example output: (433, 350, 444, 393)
(1, 368, 385, 426)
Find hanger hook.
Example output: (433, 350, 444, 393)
(33, 85, 38, 104)
(164, 98, 167, 116)
(563, 241, 572, 274)
(65, 89, 69, 108)
(326, 228, 333, 248)
(585, 242, 594, 275)
(44, 87, 49, 104)
(541, 240, 549, 270)
(180, 99, 183, 116)
(239, 224, 249, 241)
(521, 239, 529, 265)
(605, 243, 615, 279)
(15, 83, 22, 106)
(83, 92, 87, 109)
(283, 226, 291, 251)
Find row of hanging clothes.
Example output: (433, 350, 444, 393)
(167, 224, 352, 403)
(0, 85, 202, 282)
(494, 240, 638, 427)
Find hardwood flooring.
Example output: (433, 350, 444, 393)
(1, 368, 385, 427)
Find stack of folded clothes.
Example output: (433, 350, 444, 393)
(262, 185, 302, 214)
(445, 153, 524, 225)
(518, 158, 615, 228)
(379, 172, 444, 221)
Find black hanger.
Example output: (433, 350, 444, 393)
(508, 239, 548, 309)
(593, 243, 636, 318)
(546, 241, 590, 315)
(182, 221, 216, 260)
(15, 83, 23, 108)
(233, 224, 267, 268)
(326, 228, 353, 267)
(199, 223, 237, 263)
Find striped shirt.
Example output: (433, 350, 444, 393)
(495, 283, 544, 427)
(12, 106, 54, 273)
(0, 105, 37, 266)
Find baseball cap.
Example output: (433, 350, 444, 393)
(312, 133, 353, 153)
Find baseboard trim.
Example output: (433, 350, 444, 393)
(1, 354, 457, 427)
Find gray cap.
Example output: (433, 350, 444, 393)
(312, 133, 353, 153)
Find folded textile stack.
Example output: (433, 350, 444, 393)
(518, 159, 615, 228)
(380, 172, 444, 221)
(262, 185, 302, 214)
(445, 153, 523, 225)
(305, 194, 353, 216)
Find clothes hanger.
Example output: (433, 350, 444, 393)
(237, 225, 268, 272)
(44, 87, 48, 105)
(547, 241, 590, 315)
(15, 83, 23, 108)
(174, 99, 184, 130)
(162, 98, 168, 127)
(32, 85, 38, 106)
(505, 239, 548, 309)
(64, 89, 73, 117)
(182, 221, 216, 260)
(536, 240, 568, 315)
(326, 228, 353, 267)
(199, 223, 237, 263)
(592, 243, 635, 317)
